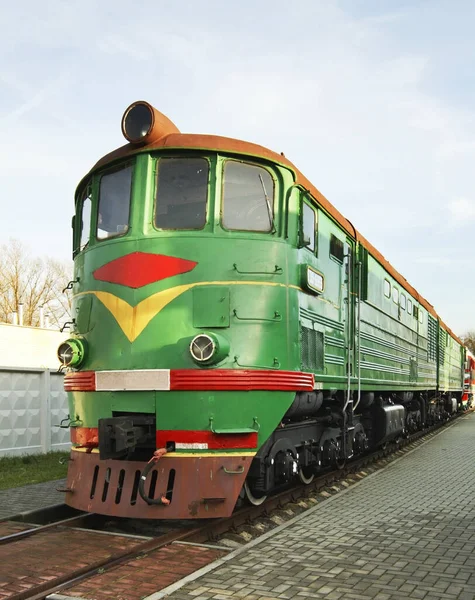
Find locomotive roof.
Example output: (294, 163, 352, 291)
(87, 132, 462, 346)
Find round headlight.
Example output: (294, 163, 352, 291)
(122, 102, 153, 143)
(57, 338, 86, 368)
(190, 334, 215, 362)
(189, 333, 230, 365)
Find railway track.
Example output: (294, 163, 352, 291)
(0, 411, 468, 600)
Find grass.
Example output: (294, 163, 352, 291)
(0, 451, 70, 490)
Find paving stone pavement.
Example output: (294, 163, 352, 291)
(164, 414, 475, 600)
(0, 479, 66, 519)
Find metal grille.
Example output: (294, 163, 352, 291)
(428, 316, 437, 361)
(301, 327, 324, 371)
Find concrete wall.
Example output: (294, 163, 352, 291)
(0, 325, 70, 456)
(0, 367, 70, 457)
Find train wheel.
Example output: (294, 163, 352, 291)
(244, 481, 267, 506)
(298, 467, 314, 485)
(335, 458, 346, 470)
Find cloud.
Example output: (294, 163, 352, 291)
(448, 197, 475, 222)
(97, 35, 150, 61)
(0, 71, 71, 126)
(413, 256, 452, 266)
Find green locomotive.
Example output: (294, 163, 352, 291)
(58, 101, 464, 518)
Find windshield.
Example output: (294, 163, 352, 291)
(222, 161, 274, 232)
(97, 165, 133, 240)
(154, 157, 208, 229)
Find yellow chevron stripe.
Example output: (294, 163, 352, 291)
(76, 281, 301, 342)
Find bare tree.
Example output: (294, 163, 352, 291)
(0, 239, 72, 328)
(460, 331, 475, 355)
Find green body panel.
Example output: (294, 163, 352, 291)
(358, 252, 433, 391)
(295, 207, 352, 387)
(438, 326, 464, 392)
(75, 237, 294, 370)
(154, 390, 293, 446)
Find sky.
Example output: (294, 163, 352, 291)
(1, 0, 474, 335)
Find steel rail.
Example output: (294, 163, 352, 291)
(0, 512, 93, 545)
(7, 522, 213, 600)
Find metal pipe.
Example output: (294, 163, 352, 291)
(39, 306, 44, 328)
(354, 259, 362, 412)
(343, 250, 352, 412)
(18, 303, 24, 326)
(12, 311, 18, 325)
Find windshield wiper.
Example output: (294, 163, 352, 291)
(258, 174, 275, 233)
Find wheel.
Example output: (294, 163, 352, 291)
(335, 458, 346, 470)
(298, 467, 315, 485)
(244, 481, 267, 506)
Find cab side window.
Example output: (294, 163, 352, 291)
(74, 182, 92, 255)
(97, 164, 133, 240)
(80, 192, 92, 251)
(330, 234, 344, 262)
(302, 202, 316, 251)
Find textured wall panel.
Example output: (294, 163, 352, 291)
(0, 368, 69, 456)
(49, 372, 70, 449)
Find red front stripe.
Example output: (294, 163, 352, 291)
(156, 430, 258, 449)
(170, 369, 314, 391)
(71, 427, 99, 447)
(65, 371, 96, 391)
(69, 427, 256, 450)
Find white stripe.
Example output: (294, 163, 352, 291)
(95, 369, 170, 391)
(175, 442, 209, 450)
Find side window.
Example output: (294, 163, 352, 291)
(384, 279, 391, 298)
(419, 309, 423, 324)
(400, 294, 406, 310)
(407, 298, 413, 314)
(413, 305, 419, 319)
(97, 164, 133, 240)
(330, 234, 344, 262)
(302, 202, 315, 251)
(392, 287, 399, 304)
(77, 183, 92, 253)
(223, 161, 274, 232)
